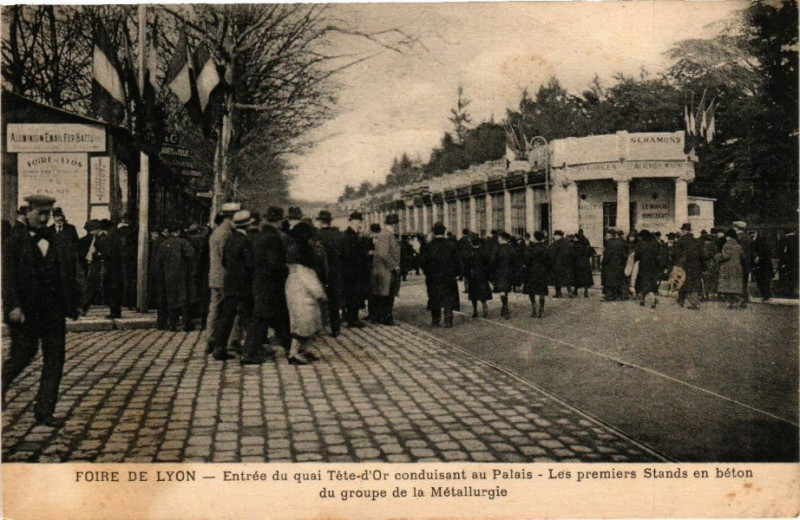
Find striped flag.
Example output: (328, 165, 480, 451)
(193, 43, 220, 112)
(683, 104, 693, 154)
(166, 33, 202, 126)
(92, 23, 126, 125)
(705, 102, 716, 143)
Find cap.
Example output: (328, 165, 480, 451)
(233, 210, 254, 227)
(432, 222, 446, 235)
(266, 206, 284, 222)
(288, 206, 303, 220)
(681, 223, 692, 231)
(553, 230, 564, 237)
(348, 211, 363, 221)
(24, 194, 56, 208)
(315, 210, 332, 222)
(85, 219, 101, 232)
(220, 202, 241, 215)
(369, 223, 381, 233)
(733, 221, 747, 229)
(384, 213, 399, 225)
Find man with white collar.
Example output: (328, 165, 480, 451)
(205, 202, 241, 356)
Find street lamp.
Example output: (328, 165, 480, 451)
(528, 136, 551, 242)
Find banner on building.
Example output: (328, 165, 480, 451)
(7, 124, 106, 153)
(18, 153, 89, 223)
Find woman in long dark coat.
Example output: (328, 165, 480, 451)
(491, 232, 519, 319)
(570, 235, 594, 298)
(462, 235, 492, 318)
(633, 230, 662, 308)
(549, 231, 573, 298)
(523, 230, 551, 318)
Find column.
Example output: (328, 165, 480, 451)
(469, 196, 477, 232)
(674, 178, 689, 229)
(485, 193, 493, 233)
(421, 204, 429, 234)
(405, 203, 412, 233)
(503, 190, 512, 233)
(456, 199, 463, 233)
(431, 202, 439, 226)
(414, 205, 421, 233)
(525, 186, 536, 234)
(551, 181, 579, 234)
(616, 180, 630, 234)
(443, 202, 451, 232)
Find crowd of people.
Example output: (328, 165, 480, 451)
(2, 193, 798, 427)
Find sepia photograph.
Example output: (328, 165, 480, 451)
(0, 1, 798, 518)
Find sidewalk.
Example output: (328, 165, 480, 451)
(1, 324, 661, 463)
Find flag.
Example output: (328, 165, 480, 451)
(505, 145, 517, 162)
(705, 102, 716, 144)
(166, 33, 202, 125)
(193, 43, 220, 112)
(699, 103, 707, 140)
(92, 22, 126, 125)
(143, 16, 159, 110)
(683, 104, 694, 155)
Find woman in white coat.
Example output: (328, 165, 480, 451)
(285, 219, 327, 365)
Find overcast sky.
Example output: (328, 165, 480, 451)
(289, 1, 744, 203)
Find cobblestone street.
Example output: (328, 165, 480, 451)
(2, 323, 660, 463)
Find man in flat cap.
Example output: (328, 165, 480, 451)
(246, 206, 291, 363)
(371, 214, 401, 325)
(205, 202, 242, 355)
(341, 211, 368, 328)
(2, 195, 80, 427)
(315, 210, 345, 337)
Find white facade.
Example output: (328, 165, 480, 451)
(338, 131, 715, 247)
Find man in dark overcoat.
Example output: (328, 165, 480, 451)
(2, 195, 80, 427)
(185, 223, 210, 328)
(209, 210, 255, 362)
(154, 223, 196, 331)
(570, 234, 594, 298)
(245, 206, 290, 364)
(315, 210, 345, 337)
(733, 221, 754, 307)
(49, 207, 79, 257)
(94, 219, 123, 319)
(548, 230, 573, 298)
(420, 222, 459, 327)
(491, 232, 519, 319)
(673, 223, 705, 309)
(523, 230, 551, 317)
(114, 213, 138, 310)
(601, 229, 627, 301)
(341, 212, 368, 328)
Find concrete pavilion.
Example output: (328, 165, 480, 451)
(337, 131, 714, 248)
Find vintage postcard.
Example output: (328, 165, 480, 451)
(1, 1, 798, 518)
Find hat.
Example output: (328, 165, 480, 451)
(432, 222, 446, 235)
(315, 210, 332, 222)
(288, 206, 303, 220)
(667, 232, 677, 240)
(24, 194, 56, 208)
(553, 230, 564, 237)
(680, 223, 692, 231)
(733, 221, 747, 229)
(233, 210, 254, 227)
(369, 223, 381, 233)
(348, 211, 363, 221)
(384, 213, 399, 225)
(266, 206, 283, 222)
(499, 231, 512, 240)
(84, 219, 101, 232)
(220, 202, 241, 215)
(52, 207, 64, 217)
(615, 229, 625, 237)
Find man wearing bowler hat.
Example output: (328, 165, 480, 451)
(341, 211, 368, 328)
(315, 210, 344, 337)
(245, 206, 291, 363)
(372, 213, 401, 325)
(2, 195, 80, 427)
(673, 222, 704, 309)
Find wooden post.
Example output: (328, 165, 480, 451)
(135, 5, 150, 312)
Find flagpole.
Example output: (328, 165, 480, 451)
(136, 4, 150, 313)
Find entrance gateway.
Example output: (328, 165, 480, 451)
(342, 131, 714, 249)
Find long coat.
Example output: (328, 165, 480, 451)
(549, 238, 574, 287)
(523, 242, 550, 296)
(634, 239, 662, 294)
(571, 241, 594, 288)
(372, 229, 400, 297)
(673, 233, 705, 293)
(154, 235, 196, 309)
(94, 231, 123, 301)
(342, 227, 370, 303)
(221, 230, 254, 297)
(421, 237, 460, 309)
(285, 263, 326, 338)
(602, 238, 628, 288)
(317, 227, 345, 309)
(462, 245, 493, 301)
(716, 238, 744, 294)
(491, 242, 519, 293)
(2, 227, 80, 323)
(208, 220, 233, 290)
(251, 225, 289, 320)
